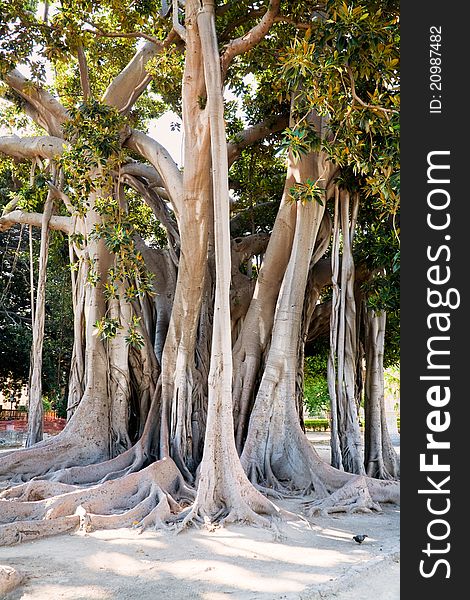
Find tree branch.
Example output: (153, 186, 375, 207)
(77, 44, 91, 101)
(83, 19, 162, 44)
(0, 210, 72, 234)
(227, 114, 288, 166)
(101, 32, 177, 114)
(219, 10, 264, 42)
(346, 66, 398, 117)
(229, 200, 278, 232)
(120, 162, 165, 191)
(125, 130, 183, 217)
(172, 0, 187, 42)
(220, 0, 281, 78)
(231, 232, 270, 268)
(2, 70, 69, 136)
(0, 135, 67, 160)
(273, 15, 311, 30)
(47, 182, 75, 214)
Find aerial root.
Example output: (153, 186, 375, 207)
(304, 476, 382, 516)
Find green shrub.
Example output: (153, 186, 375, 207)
(303, 354, 330, 416)
(42, 396, 53, 412)
(304, 418, 330, 431)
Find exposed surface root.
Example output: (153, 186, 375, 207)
(0, 433, 107, 487)
(0, 458, 192, 546)
(179, 474, 281, 533)
(304, 476, 382, 516)
(0, 516, 80, 546)
(39, 440, 148, 485)
(180, 501, 273, 531)
(243, 417, 400, 512)
(0, 480, 80, 501)
(0, 564, 24, 596)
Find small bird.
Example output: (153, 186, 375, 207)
(353, 534, 368, 544)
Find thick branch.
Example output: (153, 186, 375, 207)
(3, 70, 68, 136)
(77, 44, 91, 100)
(120, 162, 165, 190)
(125, 130, 183, 217)
(0, 135, 66, 160)
(227, 114, 288, 166)
(0, 210, 72, 234)
(231, 233, 269, 269)
(102, 32, 177, 113)
(221, 0, 281, 78)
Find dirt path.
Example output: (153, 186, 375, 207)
(0, 500, 399, 600)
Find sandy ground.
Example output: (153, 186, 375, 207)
(0, 436, 400, 600)
(0, 501, 399, 600)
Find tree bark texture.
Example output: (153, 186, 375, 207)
(364, 308, 400, 480)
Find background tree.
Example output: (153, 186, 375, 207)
(0, 161, 74, 410)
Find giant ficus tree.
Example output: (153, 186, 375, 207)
(0, 0, 399, 543)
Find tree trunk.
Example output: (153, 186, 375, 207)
(183, 0, 277, 525)
(241, 147, 331, 492)
(364, 308, 400, 479)
(159, 0, 212, 478)
(26, 191, 53, 446)
(328, 190, 365, 474)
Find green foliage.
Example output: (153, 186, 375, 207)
(0, 223, 74, 402)
(303, 418, 330, 432)
(60, 99, 126, 215)
(303, 354, 330, 416)
(289, 178, 325, 206)
(58, 100, 156, 345)
(11, 173, 49, 212)
(384, 365, 400, 405)
(146, 50, 185, 114)
(42, 395, 52, 412)
(94, 316, 121, 341)
(279, 0, 399, 212)
(125, 315, 145, 349)
(278, 126, 321, 161)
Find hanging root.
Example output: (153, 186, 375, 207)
(304, 476, 382, 516)
(0, 458, 193, 546)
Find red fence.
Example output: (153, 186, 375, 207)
(0, 410, 66, 435)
